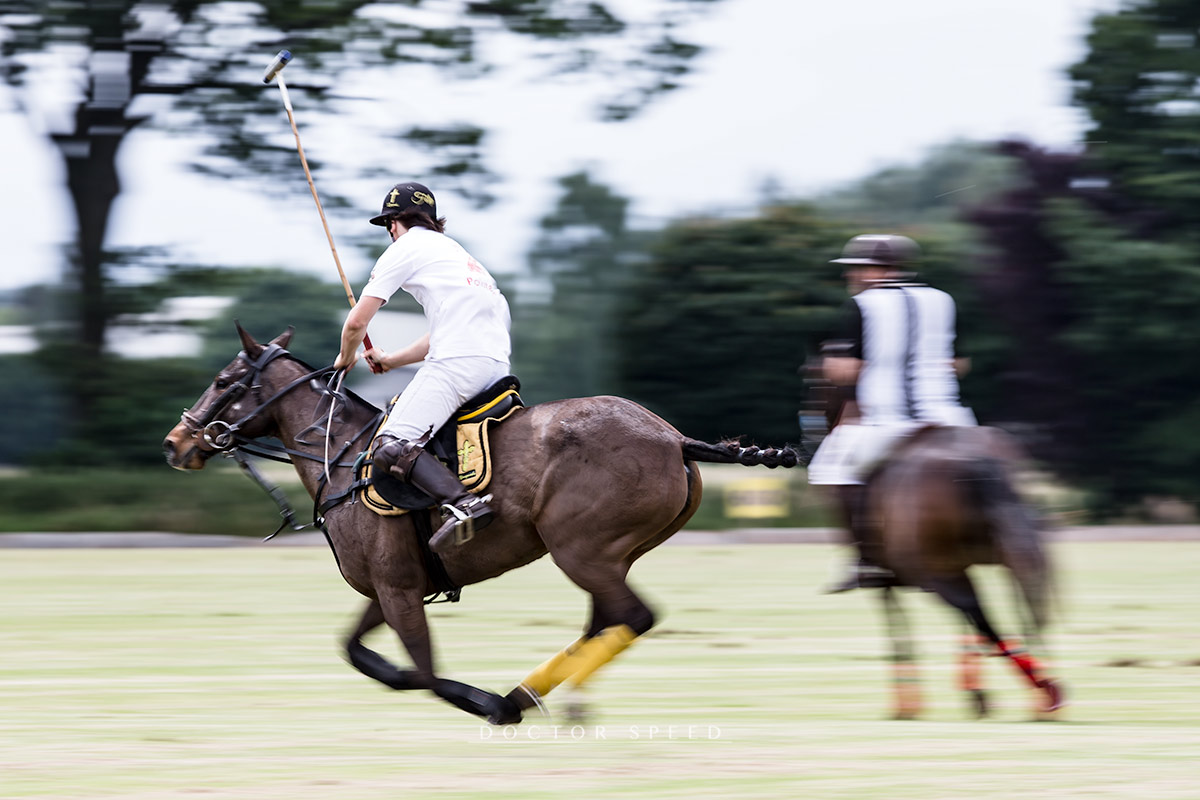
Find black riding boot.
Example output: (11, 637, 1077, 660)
(409, 450, 494, 549)
(373, 435, 495, 549)
(824, 483, 894, 594)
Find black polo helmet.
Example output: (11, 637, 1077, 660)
(369, 181, 437, 226)
(831, 234, 920, 268)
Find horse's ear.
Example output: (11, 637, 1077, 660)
(270, 326, 295, 350)
(235, 320, 263, 358)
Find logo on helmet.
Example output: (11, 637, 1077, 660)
(412, 191, 434, 206)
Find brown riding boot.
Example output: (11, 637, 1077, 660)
(407, 450, 494, 549)
(824, 483, 895, 594)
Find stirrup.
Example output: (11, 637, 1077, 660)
(433, 494, 493, 547)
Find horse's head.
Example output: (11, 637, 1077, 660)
(163, 323, 295, 470)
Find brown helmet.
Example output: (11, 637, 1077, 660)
(831, 234, 920, 268)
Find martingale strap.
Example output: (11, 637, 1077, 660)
(230, 449, 314, 541)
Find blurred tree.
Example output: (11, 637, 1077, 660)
(1070, 0, 1200, 231)
(0, 0, 723, 464)
(1047, 198, 1200, 511)
(818, 140, 1022, 229)
(967, 140, 1200, 515)
(613, 204, 852, 445)
(0, 355, 67, 465)
(511, 170, 651, 402)
(198, 269, 345, 371)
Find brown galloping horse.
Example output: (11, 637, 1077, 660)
(804, 356, 1064, 718)
(163, 325, 798, 725)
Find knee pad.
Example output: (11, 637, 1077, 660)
(372, 437, 424, 482)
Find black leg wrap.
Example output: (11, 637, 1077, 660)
(433, 678, 523, 725)
(346, 640, 423, 691)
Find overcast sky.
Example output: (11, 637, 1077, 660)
(1, 0, 1118, 293)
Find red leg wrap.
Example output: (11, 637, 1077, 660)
(998, 640, 1045, 687)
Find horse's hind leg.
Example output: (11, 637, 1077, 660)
(923, 573, 1063, 715)
(505, 573, 652, 716)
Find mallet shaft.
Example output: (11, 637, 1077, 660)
(264, 51, 378, 363)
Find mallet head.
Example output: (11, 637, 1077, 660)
(262, 50, 292, 84)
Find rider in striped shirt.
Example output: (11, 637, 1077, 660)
(808, 234, 976, 593)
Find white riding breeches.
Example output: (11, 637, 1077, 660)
(806, 422, 923, 486)
(377, 355, 510, 443)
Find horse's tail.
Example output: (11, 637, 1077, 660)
(964, 457, 1053, 634)
(681, 438, 802, 469)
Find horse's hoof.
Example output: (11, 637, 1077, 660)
(562, 687, 589, 723)
(969, 689, 989, 718)
(1038, 679, 1065, 714)
(564, 700, 588, 724)
(485, 696, 523, 726)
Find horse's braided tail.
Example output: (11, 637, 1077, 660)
(681, 438, 802, 469)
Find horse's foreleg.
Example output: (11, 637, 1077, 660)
(880, 586, 921, 719)
(344, 599, 425, 690)
(373, 588, 523, 725)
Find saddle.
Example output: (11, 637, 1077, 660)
(360, 376, 523, 516)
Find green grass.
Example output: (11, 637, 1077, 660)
(1, 542, 1197, 799)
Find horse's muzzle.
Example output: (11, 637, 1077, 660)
(162, 424, 208, 471)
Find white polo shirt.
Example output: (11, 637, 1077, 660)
(360, 227, 511, 363)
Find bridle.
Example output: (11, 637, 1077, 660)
(179, 344, 330, 454)
(178, 342, 384, 467)
(177, 343, 386, 537)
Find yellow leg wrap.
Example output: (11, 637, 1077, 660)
(519, 636, 587, 698)
(554, 624, 638, 691)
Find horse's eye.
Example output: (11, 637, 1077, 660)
(214, 378, 230, 390)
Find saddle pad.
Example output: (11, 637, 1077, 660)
(361, 394, 521, 517)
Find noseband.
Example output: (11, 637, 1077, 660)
(179, 344, 325, 452)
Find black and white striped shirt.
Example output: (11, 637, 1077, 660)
(840, 282, 975, 427)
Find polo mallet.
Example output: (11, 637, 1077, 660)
(262, 50, 380, 371)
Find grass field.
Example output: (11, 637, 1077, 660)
(1, 541, 1198, 799)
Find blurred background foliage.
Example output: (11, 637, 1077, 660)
(0, 0, 1198, 530)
